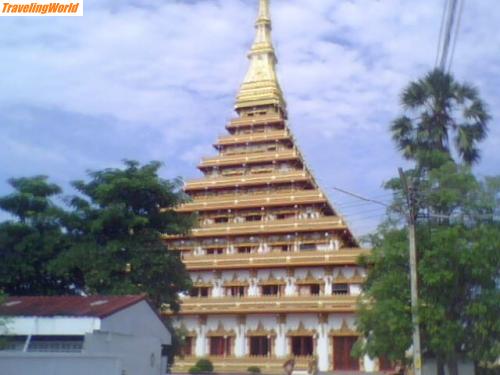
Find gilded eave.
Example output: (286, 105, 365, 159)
(171, 249, 369, 271)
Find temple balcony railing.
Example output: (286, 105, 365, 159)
(183, 170, 311, 191)
(165, 294, 358, 315)
(175, 189, 327, 212)
(162, 216, 345, 239)
(214, 130, 290, 148)
(176, 249, 368, 270)
(226, 115, 285, 130)
(198, 149, 299, 169)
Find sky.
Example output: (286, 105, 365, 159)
(1, 0, 499, 237)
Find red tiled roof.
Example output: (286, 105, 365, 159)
(0, 295, 146, 318)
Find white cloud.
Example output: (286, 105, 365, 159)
(0, 0, 499, 235)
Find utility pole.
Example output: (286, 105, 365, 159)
(399, 168, 422, 375)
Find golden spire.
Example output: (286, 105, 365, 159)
(235, 0, 286, 113)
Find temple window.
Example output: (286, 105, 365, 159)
(226, 286, 245, 297)
(261, 285, 280, 296)
(279, 244, 290, 252)
(298, 283, 321, 296)
(237, 246, 253, 254)
(299, 243, 317, 252)
(206, 248, 224, 255)
(332, 283, 349, 295)
(214, 217, 229, 224)
(245, 215, 262, 222)
(249, 336, 270, 356)
(333, 336, 359, 370)
(276, 212, 295, 220)
(189, 287, 210, 298)
(291, 336, 313, 356)
(209, 337, 232, 356)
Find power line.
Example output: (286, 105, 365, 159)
(332, 187, 390, 209)
(436, 0, 465, 71)
(333, 199, 393, 210)
(340, 206, 387, 218)
(447, 0, 465, 72)
(435, 0, 450, 67)
(348, 213, 387, 222)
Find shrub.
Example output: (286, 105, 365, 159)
(247, 366, 261, 374)
(188, 366, 201, 374)
(195, 358, 214, 373)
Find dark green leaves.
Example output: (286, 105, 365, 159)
(0, 161, 193, 312)
(391, 69, 490, 167)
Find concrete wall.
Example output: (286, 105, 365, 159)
(101, 300, 171, 345)
(0, 353, 122, 375)
(84, 330, 164, 375)
(0, 331, 165, 375)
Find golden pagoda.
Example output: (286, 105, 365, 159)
(163, 0, 376, 372)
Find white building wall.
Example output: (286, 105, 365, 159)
(177, 265, 372, 371)
(174, 311, 372, 372)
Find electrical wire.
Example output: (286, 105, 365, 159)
(447, 0, 465, 72)
(435, 0, 450, 67)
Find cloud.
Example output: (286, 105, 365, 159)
(0, 0, 499, 236)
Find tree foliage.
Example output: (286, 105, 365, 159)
(358, 69, 497, 374)
(391, 69, 490, 167)
(356, 163, 500, 370)
(0, 176, 72, 295)
(0, 161, 193, 313)
(51, 160, 193, 311)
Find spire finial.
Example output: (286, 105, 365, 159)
(257, 0, 270, 22)
(235, 0, 286, 114)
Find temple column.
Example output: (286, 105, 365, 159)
(196, 316, 207, 356)
(235, 315, 247, 357)
(275, 314, 287, 357)
(324, 275, 332, 296)
(317, 313, 329, 371)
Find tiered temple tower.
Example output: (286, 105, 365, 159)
(163, 0, 376, 372)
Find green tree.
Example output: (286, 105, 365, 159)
(391, 69, 490, 167)
(0, 176, 73, 295)
(52, 160, 193, 311)
(356, 165, 500, 374)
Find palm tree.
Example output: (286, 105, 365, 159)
(391, 69, 490, 166)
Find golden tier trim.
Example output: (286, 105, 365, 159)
(175, 190, 326, 212)
(173, 249, 369, 271)
(166, 295, 357, 315)
(163, 216, 345, 239)
(198, 149, 299, 169)
(215, 130, 290, 147)
(226, 115, 284, 129)
(184, 171, 311, 191)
